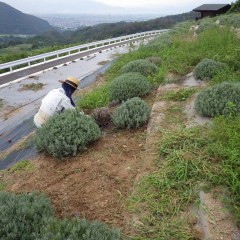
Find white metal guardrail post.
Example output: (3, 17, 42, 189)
(0, 29, 169, 76)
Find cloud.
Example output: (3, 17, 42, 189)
(1, 0, 232, 14)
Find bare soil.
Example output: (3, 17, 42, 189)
(1, 126, 147, 232)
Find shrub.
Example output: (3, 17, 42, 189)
(0, 192, 53, 240)
(38, 217, 120, 240)
(91, 107, 111, 127)
(193, 58, 226, 80)
(35, 110, 101, 158)
(195, 82, 240, 117)
(120, 59, 158, 77)
(112, 97, 151, 129)
(109, 72, 152, 102)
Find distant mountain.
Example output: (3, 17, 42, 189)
(0, 2, 54, 34)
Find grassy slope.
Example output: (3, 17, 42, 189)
(76, 14, 240, 239)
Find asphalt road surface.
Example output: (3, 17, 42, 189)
(0, 37, 151, 85)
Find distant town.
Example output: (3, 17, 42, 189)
(36, 13, 162, 30)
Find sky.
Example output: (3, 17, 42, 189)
(1, 0, 233, 15)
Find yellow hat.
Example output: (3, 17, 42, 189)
(59, 76, 79, 89)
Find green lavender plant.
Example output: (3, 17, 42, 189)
(109, 72, 152, 102)
(193, 58, 226, 80)
(35, 110, 101, 158)
(38, 217, 120, 240)
(195, 82, 240, 117)
(120, 59, 158, 77)
(0, 192, 53, 240)
(112, 97, 151, 129)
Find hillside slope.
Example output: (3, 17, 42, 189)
(0, 1, 53, 34)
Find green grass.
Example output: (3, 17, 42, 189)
(10, 160, 33, 172)
(0, 182, 4, 191)
(77, 83, 109, 110)
(160, 88, 197, 102)
(129, 114, 240, 239)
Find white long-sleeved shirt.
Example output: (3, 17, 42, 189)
(34, 88, 74, 128)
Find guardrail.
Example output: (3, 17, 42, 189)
(0, 29, 169, 74)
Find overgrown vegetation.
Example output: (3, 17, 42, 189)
(35, 110, 101, 158)
(112, 97, 150, 129)
(129, 114, 240, 239)
(109, 73, 152, 102)
(195, 82, 240, 117)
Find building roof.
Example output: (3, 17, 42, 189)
(193, 4, 230, 12)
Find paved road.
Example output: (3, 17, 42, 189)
(0, 37, 151, 85)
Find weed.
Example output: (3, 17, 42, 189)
(0, 182, 4, 191)
(98, 60, 109, 65)
(19, 83, 45, 91)
(129, 113, 240, 238)
(77, 83, 109, 110)
(0, 98, 3, 108)
(10, 160, 33, 172)
(160, 88, 196, 102)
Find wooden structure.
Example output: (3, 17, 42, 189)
(193, 4, 231, 19)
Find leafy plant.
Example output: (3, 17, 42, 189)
(193, 58, 226, 80)
(120, 59, 158, 77)
(0, 192, 53, 240)
(91, 107, 111, 127)
(38, 217, 120, 240)
(35, 110, 101, 158)
(109, 72, 152, 102)
(195, 82, 240, 117)
(112, 97, 151, 129)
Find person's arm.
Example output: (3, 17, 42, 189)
(58, 97, 75, 111)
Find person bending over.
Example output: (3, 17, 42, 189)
(34, 76, 79, 128)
